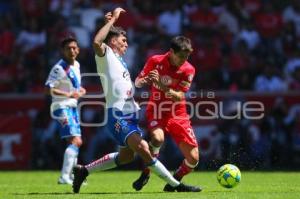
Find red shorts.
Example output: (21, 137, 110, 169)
(146, 111, 198, 147)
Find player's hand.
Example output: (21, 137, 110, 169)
(112, 7, 126, 21)
(148, 70, 160, 83)
(79, 87, 86, 96)
(143, 76, 152, 84)
(70, 91, 80, 99)
(104, 12, 113, 23)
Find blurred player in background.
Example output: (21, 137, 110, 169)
(133, 36, 200, 191)
(45, 37, 86, 185)
(72, 7, 201, 193)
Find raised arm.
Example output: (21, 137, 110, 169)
(93, 7, 126, 57)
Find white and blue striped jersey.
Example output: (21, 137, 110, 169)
(95, 44, 140, 114)
(45, 59, 81, 112)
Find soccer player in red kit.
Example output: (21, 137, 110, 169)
(133, 36, 200, 192)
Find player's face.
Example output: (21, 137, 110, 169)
(62, 41, 80, 62)
(169, 49, 191, 67)
(112, 35, 128, 56)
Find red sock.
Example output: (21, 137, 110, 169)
(174, 160, 193, 181)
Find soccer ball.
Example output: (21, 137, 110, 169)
(217, 164, 241, 188)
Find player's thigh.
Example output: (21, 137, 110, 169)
(146, 108, 165, 143)
(167, 119, 199, 161)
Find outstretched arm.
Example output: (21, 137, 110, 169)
(93, 7, 126, 57)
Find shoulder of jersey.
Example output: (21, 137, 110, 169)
(182, 61, 195, 72)
(75, 60, 80, 67)
(150, 54, 165, 62)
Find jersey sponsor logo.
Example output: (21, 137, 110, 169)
(114, 122, 121, 132)
(161, 75, 172, 86)
(150, 120, 158, 127)
(123, 71, 130, 81)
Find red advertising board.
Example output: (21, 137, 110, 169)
(0, 115, 32, 169)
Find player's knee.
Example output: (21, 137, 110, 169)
(187, 150, 199, 165)
(185, 152, 199, 167)
(189, 158, 199, 166)
(76, 137, 83, 147)
(76, 139, 83, 147)
(151, 134, 164, 146)
(69, 136, 82, 147)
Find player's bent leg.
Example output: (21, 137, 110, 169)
(163, 143, 199, 191)
(126, 132, 153, 163)
(174, 143, 199, 180)
(127, 133, 201, 192)
(72, 149, 135, 193)
(132, 128, 164, 191)
(127, 133, 176, 185)
(148, 159, 201, 192)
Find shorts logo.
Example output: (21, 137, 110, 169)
(150, 120, 158, 127)
(115, 122, 121, 132)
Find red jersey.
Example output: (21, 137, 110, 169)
(137, 52, 195, 118)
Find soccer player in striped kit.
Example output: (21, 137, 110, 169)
(45, 37, 86, 185)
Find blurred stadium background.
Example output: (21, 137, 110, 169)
(0, 0, 300, 172)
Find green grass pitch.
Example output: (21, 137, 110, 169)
(0, 171, 300, 199)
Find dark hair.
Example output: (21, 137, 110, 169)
(60, 36, 78, 48)
(170, 36, 193, 53)
(104, 26, 126, 43)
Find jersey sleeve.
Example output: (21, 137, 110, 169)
(177, 67, 195, 92)
(137, 56, 156, 79)
(45, 65, 65, 88)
